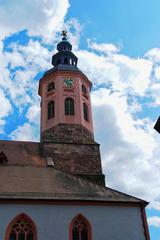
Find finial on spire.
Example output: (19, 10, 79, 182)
(61, 29, 67, 41)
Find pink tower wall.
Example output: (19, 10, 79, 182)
(39, 70, 94, 136)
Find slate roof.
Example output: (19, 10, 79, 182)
(43, 64, 89, 80)
(0, 140, 148, 206)
(43, 65, 80, 76)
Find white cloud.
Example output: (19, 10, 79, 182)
(149, 201, 160, 211)
(9, 123, 39, 141)
(9, 40, 51, 71)
(5, 50, 26, 69)
(91, 88, 160, 200)
(26, 104, 40, 124)
(145, 48, 160, 64)
(64, 18, 82, 50)
(75, 41, 160, 203)
(112, 54, 152, 96)
(0, 35, 49, 136)
(0, 0, 70, 42)
(0, 9, 82, 141)
(77, 50, 120, 86)
(0, 88, 12, 131)
(92, 89, 155, 157)
(77, 48, 153, 96)
(0, 89, 12, 117)
(88, 39, 120, 55)
(148, 82, 160, 106)
(155, 67, 160, 80)
(0, 39, 51, 108)
(148, 216, 160, 227)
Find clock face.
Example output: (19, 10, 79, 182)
(64, 78, 74, 88)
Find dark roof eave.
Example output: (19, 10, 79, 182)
(0, 193, 149, 207)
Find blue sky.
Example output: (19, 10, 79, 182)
(0, 0, 160, 239)
(68, 0, 160, 57)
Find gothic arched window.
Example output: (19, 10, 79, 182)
(47, 82, 55, 92)
(48, 101, 54, 119)
(65, 98, 75, 115)
(70, 214, 92, 240)
(6, 213, 37, 240)
(83, 103, 89, 121)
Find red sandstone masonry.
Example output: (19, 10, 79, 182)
(43, 142, 102, 174)
(41, 123, 105, 185)
(41, 123, 95, 144)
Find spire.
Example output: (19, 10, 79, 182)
(57, 30, 72, 52)
(52, 30, 78, 68)
(61, 29, 67, 41)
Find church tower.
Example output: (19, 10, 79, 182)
(38, 31, 105, 186)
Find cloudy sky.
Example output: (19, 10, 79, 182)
(0, 0, 160, 238)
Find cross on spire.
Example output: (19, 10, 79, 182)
(61, 30, 67, 41)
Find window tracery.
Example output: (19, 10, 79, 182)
(70, 215, 92, 240)
(6, 214, 36, 240)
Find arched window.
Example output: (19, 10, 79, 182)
(6, 213, 37, 240)
(47, 82, 55, 92)
(82, 85, 87, 95)
(48, 101, 54, 119)
(70, 214, 92, 240)
(83, 103, 89, 121)
(65, 98, 75, 115)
